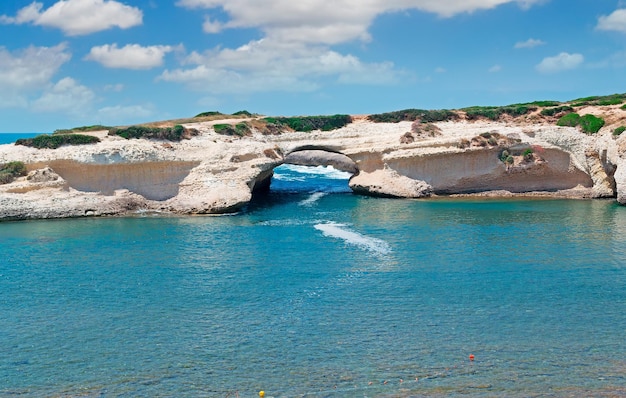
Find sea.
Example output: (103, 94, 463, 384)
(0, 133, 41, 145)
(1, 154, 626, 396)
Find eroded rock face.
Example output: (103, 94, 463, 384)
(349, 169, 433, 198)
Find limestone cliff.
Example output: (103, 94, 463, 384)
(1, 106, 625, 220)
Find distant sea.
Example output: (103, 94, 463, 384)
(0, 133, 41, 145)
(1, 165, 626, 397)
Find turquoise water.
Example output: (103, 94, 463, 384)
(0, 133, 40, 145)
(1, 165, 626, 397)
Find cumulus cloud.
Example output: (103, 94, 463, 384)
(159, 39, 402, 93)
(0, 0, 143, 36)
(176, 0, 545, 44)
(32, 77, 95, 113)
(85, 44, 179, 69)
(0, 43, 71, 91)
(514, 38, 545, 48)
(536, 52, 584, 73)
(597, 9, 626, 33)
(97, 104, 155, 123)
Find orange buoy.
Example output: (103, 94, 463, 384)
(469, 354, 475, 361)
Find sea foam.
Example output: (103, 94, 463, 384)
(314, 222, 391, 256)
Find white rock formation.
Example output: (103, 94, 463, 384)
(0, 116, 624, 220)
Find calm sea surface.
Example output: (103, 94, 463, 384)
(1, 164, 625, 397)
(0, 133, 41, 145)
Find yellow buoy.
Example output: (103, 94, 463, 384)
(259, 391, 265, 397)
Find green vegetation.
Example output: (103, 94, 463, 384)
(556, 113, 605, 134)
(15, 134, 100, 149)
(540, 106, 574, 117)
(621, 104, 626, 110)
(571, 93, 626, 107)
(463, 105, 537, 121)
(517, 100, 562, 107)
(109, 125, 194, 141)
(368, 109, 458, 123)
(213, 122, 252, 137)
(0, 161, 27, 184)
(613, 126, 626, 136)
(53, 125, 112, 135)
(232, 110, 254, 116)
(195, 111, 223, 118)
(263, 114, 352, 132)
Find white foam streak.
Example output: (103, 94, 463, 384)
(299, 192, 327, 206)
(314, 222, 391, 256)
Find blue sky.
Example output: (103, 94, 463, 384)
(1, 0, 626, 133)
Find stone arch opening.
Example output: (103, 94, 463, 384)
(251, 147, 359, 200)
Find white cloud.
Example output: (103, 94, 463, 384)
(176, 0, 545, 44)
(0, 43, 71, 91)
(514, 38, 545, 49)
(104, 83, 125, 92)
(32, 77, 95, 113)
(203, 17, 223, 33)
(536, 52, 584, 73)
(597, 9, 626, 33)
(85, 44, 179, 69)
(489, 64, 502, 73)
(97, 104, 155, 123)
(0, 0, 143, 36)
(159, 39, 402, 94)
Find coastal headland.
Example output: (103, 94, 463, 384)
(2, 95, 626, 221)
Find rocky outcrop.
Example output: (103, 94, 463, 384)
(1, 116, 626, 220)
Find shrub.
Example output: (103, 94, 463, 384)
(15, 134, 100, 149)
(368, 109, 458, 123)
(556, 113, 604, 134)
(232, 110, 253, 116)
(195, 111, 223, 118)
(579, 114, 605, 134)
(109, 125, 190, 141)
(0, 161, 27, 184)
(556, 113, 581, 127)
(213, 123, 252, 137)
(621, 104, 626, 110)
(263, 115, 352, 131)
(53, 125, 112, 135)
(518, 100, 561, 107)
(571, 93, 626, 107)
(463, 105, 537, 121)
(613, 126, 626, 136)
(540, 106, 574, 117)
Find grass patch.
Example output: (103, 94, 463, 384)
(556, 113, 605, 134)
(109, 125, 195, 141)
(263, 115, 352, 132)
(613, 126, 626, 136)
(53, 125, 112, 135)
(0, 161, 27, 184)
(15, 134, 101, 149)
(368, 109, 458, 123)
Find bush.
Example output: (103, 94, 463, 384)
(213, 123, 252, 137)
(556, 113, 581, 127)
(571, 93, 626, 107)
(0, 161, 27, 184)
(232, 110, 253, 116)
(53, 125, 112, 135)
(15, 134, 101, 149)
(109, 125, 189, 141)
(263, 115, 352, 131)
(579, 114, 605, 134)
(613, 126, 626, 136)
(540, 106, 574, 117)
(556, 113, 604, 134)
(621, 104, 626, 110)
(368, 109, 458, 123)
(195, 111, 223, 118)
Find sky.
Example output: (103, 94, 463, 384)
(1, 0, 626, 133)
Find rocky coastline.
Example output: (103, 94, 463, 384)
(1, 104, 626, 221)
